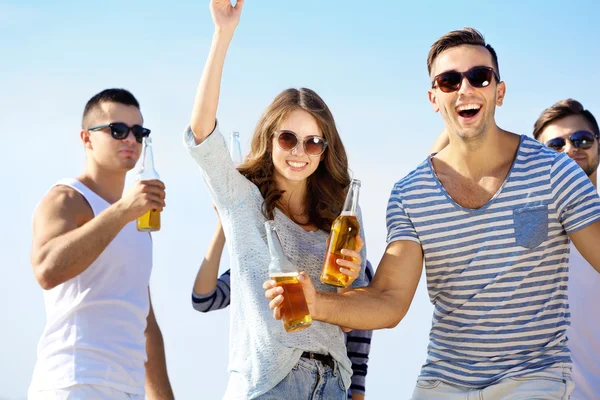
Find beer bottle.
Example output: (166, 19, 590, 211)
(230, 131, 242, 167)
(265, 220, 312, 332)
(136, 137, 161, 232)
(320, 179, 361, 287)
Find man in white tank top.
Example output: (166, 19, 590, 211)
(534, 99, 600, 400)
(28, 89, 174, 399)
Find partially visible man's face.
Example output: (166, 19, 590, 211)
(538, 114, 599, 177)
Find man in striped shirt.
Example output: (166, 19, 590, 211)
(265, 28, 600, 398)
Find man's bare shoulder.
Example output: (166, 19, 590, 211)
(34, 185, 93, 227)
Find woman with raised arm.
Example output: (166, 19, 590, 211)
(183, 1, 368, 399)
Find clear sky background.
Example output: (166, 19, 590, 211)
(1, 0, 598, 399)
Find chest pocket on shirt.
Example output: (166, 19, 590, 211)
(513, 204, 548, 249)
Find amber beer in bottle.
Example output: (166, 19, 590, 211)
(136, 137, 161, 232)
(320, 179, 361, 287)
(265, 221, 312, 332)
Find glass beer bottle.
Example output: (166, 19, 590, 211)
(320, 179, 361, 287)
(136, 137, 161, 232)
(265, 220, 312, 333)
(230, 131, 242, 167)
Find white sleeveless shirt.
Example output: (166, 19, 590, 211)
(29, 178, 153, 394)
(568, 229, 600, 399)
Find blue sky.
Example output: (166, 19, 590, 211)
(1, 0, 598, 398)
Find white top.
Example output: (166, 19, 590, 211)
(29, 178, 153, 395)
(568, 236, 600, 399)
(184, 124, 367, 399)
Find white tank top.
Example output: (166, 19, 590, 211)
(568, 241, 600, 400)
(29, 178, 153, 394)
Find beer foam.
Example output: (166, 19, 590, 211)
(340, 211, 356, 216)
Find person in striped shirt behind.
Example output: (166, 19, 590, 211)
(265, 28, 600, 399)
(533, 99, 600, 400)
(191, 214, 374, 400)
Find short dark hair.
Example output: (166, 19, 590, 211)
(82, 88, 140, 128)
(533, 99, 599, 140)
(428, 28, 500, 79)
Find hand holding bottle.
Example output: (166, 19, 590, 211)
(135, 136, 163, 232)
(332, 235, 364, 288)
(320, 179, 363, 287)
(264, 271, 316, 323)
(117, 180, 166, 223)
(265, 220, 312, 332)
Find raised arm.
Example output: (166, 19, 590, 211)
(193, 218, 226, 295)
(265, 240, 423, 330)
(191, 216, 234, 313)
(31, 180, 165, 290)
(190, 0, 244, 144)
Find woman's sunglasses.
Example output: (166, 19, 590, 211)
(274, 130, 328, 156)
(88, 122, 151, 144)
(432, 66, 500, 93)
(545, 130, 598, 151)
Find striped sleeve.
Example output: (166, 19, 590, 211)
(191, 269, 231, 312)
(550, 153, 600, 234)
(386, 182, 420, 244)
(346, 328, 372, 396)
(346, 261, 374, 396)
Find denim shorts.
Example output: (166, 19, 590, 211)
(256, 355, 347, 400)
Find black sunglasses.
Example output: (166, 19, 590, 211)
(88, 122, 151, 143)
(545, 130, 598, 151)
(274, 130, 328, 156)
(432, 66, 500, 93)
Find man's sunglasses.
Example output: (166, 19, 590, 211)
(545, 130, 598, 151)
(88, 122, 151, 143)
(274, 130, 328, 156)
(432, 66, 500, 93)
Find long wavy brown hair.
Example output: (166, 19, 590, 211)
(238, 88, 351, 232)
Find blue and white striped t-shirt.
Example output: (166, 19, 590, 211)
(386, 135, 600, 387)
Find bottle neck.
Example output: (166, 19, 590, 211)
(139, 140, 159, 179)
(143, 145, 156, 171)
(265, 222, 286, 260)
(341, 181, 360, 216)
(230, 134, 242, 166)
(265, 221, 296, 274)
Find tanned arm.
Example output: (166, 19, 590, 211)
(30, 180, 165, 290)
(570, 220, 600, 274)
(265, 240, 423, 330)
(145, 289, 174, 400)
